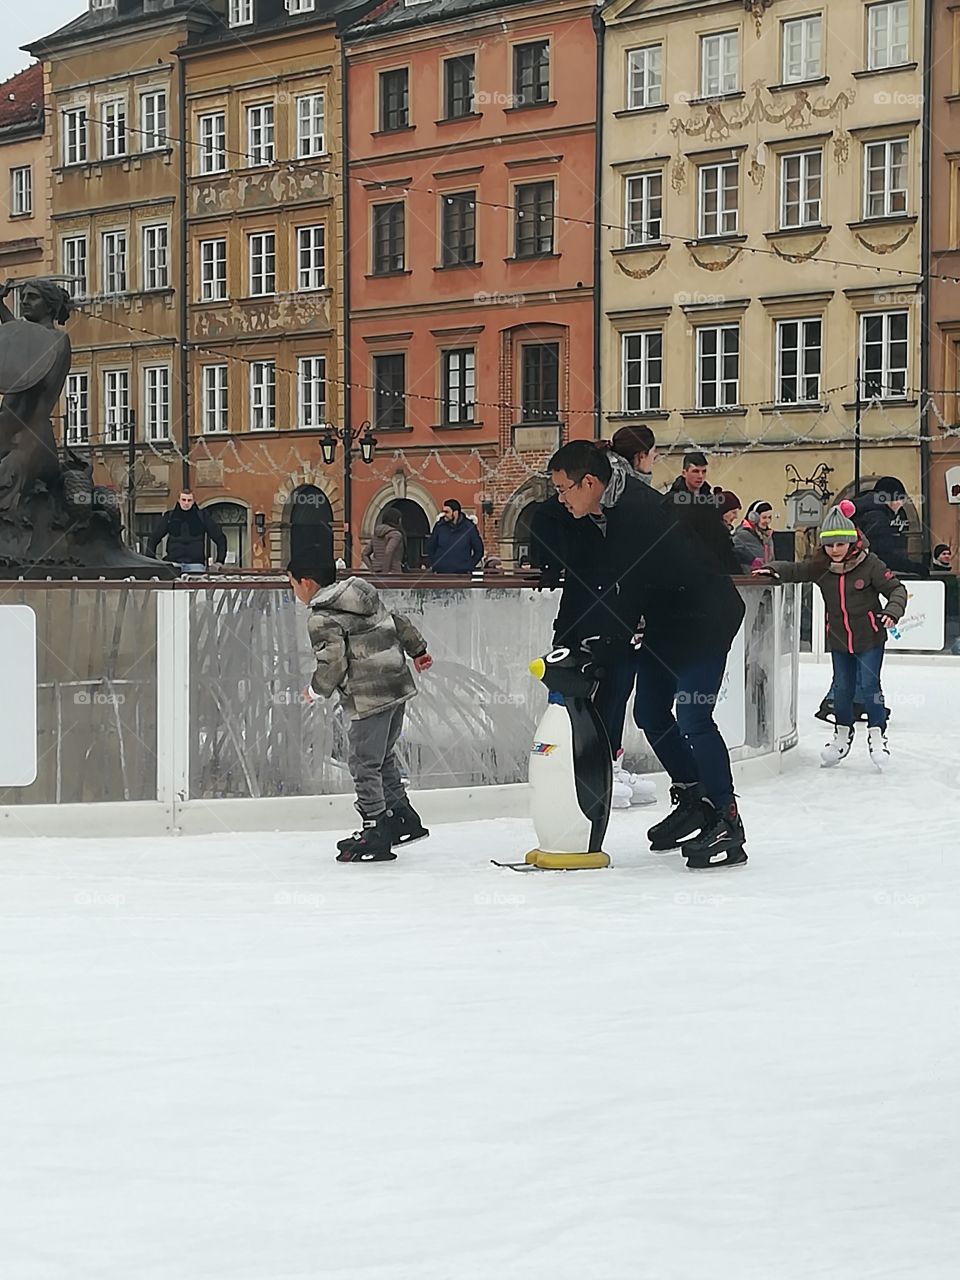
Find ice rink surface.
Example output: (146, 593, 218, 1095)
(3, 659, 959, 1279)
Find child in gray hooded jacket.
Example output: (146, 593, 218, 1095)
(288, 554, 432, 862)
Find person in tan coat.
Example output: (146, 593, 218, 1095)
(361, 507, 405, 575)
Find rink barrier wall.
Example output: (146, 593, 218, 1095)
(0, 576, 801, 836)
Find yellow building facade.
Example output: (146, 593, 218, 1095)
(0, 64, 50, 294)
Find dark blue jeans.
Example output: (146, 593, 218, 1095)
(593, 655, 638, 758)
(631, 645, 735, 810)
(831, 648, 886, 728)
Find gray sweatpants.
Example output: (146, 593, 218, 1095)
(348, 703, 408, 817)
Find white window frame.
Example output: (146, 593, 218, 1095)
(246, 103, 275, 167)
(297, 225, 326, 291)
(441, 347, 476, 425)
(867, 1, 909, 71)
(621, 330, 663, 413)
(698, 161, 739, 238)
(250, 361, 277, 431)
(101, 97, 127, 159)
(287, 0, 316, 14)
(780, 149, 822, 228)
(65, 371, 90, 446)
(863, 138, 909, 219)
(198, 112, 226, 175)
(781, 15, 823, 83)
(298, 356, 327, 429)
(101, 230, 128, 296)
(62, 235, 88, 299)
(696, 324, 740, 409)
(62, 107, 88, 166)
(142, 223, 169, 291)
(626, 45, 663, 110)
(776, 318, 823, 404)
(143, 365, 171, 442)
(624, 171, 663, 246)
(201, 365, 229, 434)
(296, 93, 325, 158)
(700, 30, 739, 97)
(229, 0, 253, 26)
(11, 166, 32, 217)
(859, 310, 909, 400)
(249, 232, 276, 296)
(200, 238, 228, 302)
(140, 89, 167, 151)
(103, 369, 131, 443)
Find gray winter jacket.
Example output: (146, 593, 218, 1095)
(731, 521, 773, 572)
(306, 577, 427, 720)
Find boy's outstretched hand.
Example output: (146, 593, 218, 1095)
(414, 653, 433, 673)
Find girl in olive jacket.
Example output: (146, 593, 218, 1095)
(755, 501, 906, 769)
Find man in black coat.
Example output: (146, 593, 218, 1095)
(546, 441, 747, 870)
(147, 490, 227, 571)
(852, 477, 951, 576)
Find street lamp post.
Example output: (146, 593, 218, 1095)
(319, 421, 378, 567)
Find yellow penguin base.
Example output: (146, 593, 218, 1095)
(524, 849, 611, 870)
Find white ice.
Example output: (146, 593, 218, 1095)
(3, 659, 959, 1279)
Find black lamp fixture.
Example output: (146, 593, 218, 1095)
(254, 511, 266, 538)
(318, 422, 380, 567)
(319, 427, 337, 466)
(481, 499, 494, 516)
(358, 422, 378, 465)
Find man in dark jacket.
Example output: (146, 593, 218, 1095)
(147, 490, 227, 571)
(665, 452, 740, 574)
(548, 441, 747, 870)
(425, 499, 484, 574)
(851, 477, 951, 576)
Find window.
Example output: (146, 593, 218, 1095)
(298, 356, 327, 428)
(229, 0, 253, 25)
(144, 366, 171, 441)
(379, 69, 409, 131)
(101, 230, 128, 295)
(201, 365, 229, 434)
(247, 104, 275, 166)
(860, 310, 908, 398)
(250, 361, 276, 431)
(140, 90, 167, 151)
(625, 172, 662, 245)
(373, 354, 406, 429)
(441, 192, 476, 266)
(513, 41, 550, 107)
(11, 166, 32, 217)
(62, 236, 87, 298)
(864, 139, 908, 218)
(372, 203, 405, 274)
(442, 348, 475, 424)
(521, 344, 560, 422)
(142, 224, 169, 291)
(102, 98, 127, 159)
(249, 232, 276, 296)
(698, 161, 739, 237)
(780, 150, 822, 227)
(514, 181, 555, 257)
(621, 331, 663, 412)
(104, 370, 131, 443)
(867, 1, 908, 70)
(287, 0, 315, 10)
(627, 45, 663, 109)
(65, 372, 90, 446)
(700, 30, 739, 97)
(776, 318, 822, 403)
(697, 325, 740, 409)
(200, 238, 227, 301)
(444, 55, 475, 119)
(199, 112, 226, 174)
(296, 94, 325, 157)
(782, 15, 823, 82)
(296, 225, 326, 291)
(63, 107, 88, 165)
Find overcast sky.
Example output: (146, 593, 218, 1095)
(1, 3, 83, 85)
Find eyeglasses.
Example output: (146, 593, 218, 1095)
(554, 478, 584, 497)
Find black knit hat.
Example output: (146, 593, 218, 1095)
(873, 476, 907, 502)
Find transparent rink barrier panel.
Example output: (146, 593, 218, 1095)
(0, 587, 159, 805)
(188, 582, 797, 802)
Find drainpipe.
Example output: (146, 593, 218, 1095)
(340, 35, 354, 564)
(919, 0, 933, 560)
(591, 3, 605, 440)
(178, 52, 190, 490)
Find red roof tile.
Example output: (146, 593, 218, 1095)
(0, 64, 43, 131)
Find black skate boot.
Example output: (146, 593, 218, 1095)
(683, 798, 748, 870)
(814, 697, 835, 724)
(388, 799, 429, 847)
(336, 813, 397, 862)
(647, 783, 707, 852)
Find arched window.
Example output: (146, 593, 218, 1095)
(204, 501, 248, 567)
(288, 485, 334, 567)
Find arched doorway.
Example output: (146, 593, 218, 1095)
(288, 484, 334, 567)
(380, 498, 430, 570)
(512, 500, 541, 565)
(204, 501, 248, 567)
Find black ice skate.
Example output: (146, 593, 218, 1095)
(336, 814, 397, 862)
(814, 697, 835, 724)
(388, 799, 429, 847)
(647, 783, 706, 852)
(683, 799, 748, 870)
